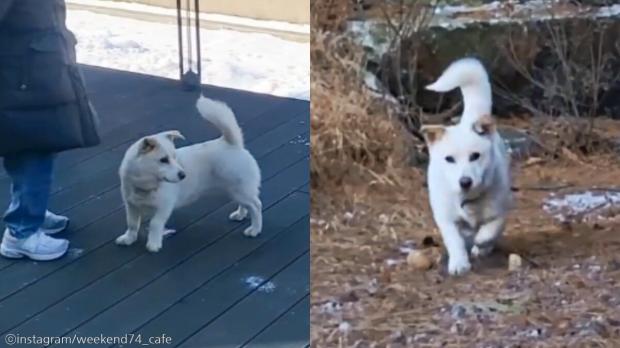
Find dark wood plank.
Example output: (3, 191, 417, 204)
(65, 65, 295, 163)
(179, 253, 310, 348)
(297, 184, 310, 194)
(111, 218, 309, 348)
(58, 193, 309, 344)
(245, 296, 310, 348)
(52, 84, 297, 170)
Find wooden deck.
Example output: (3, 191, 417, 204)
(0, 66, 309, 347)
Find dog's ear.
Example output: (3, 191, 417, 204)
(163, 130, 185, 142)
(472, 114, 496, 136)
(139, 137, 157, 154)
(420, 125, 446, 145)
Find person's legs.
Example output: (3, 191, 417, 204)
(3, 152, 54, 237)
(0, 152, 69, 260)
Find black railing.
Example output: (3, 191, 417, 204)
(176, 0, 202, 91)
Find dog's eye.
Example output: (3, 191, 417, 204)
(160, 157, 169, 164)
(445, 156, 455, 163)
(469, 152, 481, 162)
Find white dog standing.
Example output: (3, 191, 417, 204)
(421, 58, 512, 275)
(116, 95, 262, 252)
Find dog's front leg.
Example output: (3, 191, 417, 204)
(146, 206, 173, 253)
(437, 220, 471, 275)
(471, 217, 505, 258)
(116, 203, 141, 246)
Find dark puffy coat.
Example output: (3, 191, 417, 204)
(0, 0, 100, 156)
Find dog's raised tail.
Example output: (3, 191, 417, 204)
(196, 95, 244, 147)
(425, 58, 492, 124)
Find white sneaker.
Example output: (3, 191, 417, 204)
(0, 229, 69, 261)
(41, 211, 70, 235)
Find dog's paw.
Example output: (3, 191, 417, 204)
(146, 240, 162, 253)
(243, 226, 261, 238)
(115, 233, 137, 246)
(448, 255, 472, 275)
(229, 209, 247, 221)
(471, 245, 493, 258)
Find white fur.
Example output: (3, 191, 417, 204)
(426, 57, 493, 126)
(116, 95, 262, 252)
(424, 58, 512, 275)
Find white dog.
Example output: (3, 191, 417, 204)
(116, 95, 262, 252)
(421, 58, 512, 275)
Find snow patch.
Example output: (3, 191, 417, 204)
(398, 240, 416, 255)
(318, 300, 342, 314)
(386, 258, 402, 267)
(66, 248, 84, 258)
(289, 134, 310, 146)
(243, 276, 276, 293)
(543, 190, 620, 222)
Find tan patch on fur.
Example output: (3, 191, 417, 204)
(140, 137, 158, 154)
(421, 125, 446, 145)
(473, 114, 496, 135)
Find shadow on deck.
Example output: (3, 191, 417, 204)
(0, 65, 309, 348)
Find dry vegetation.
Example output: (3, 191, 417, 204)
(311, 0, 620, 347)
(310, 30, 412, 191)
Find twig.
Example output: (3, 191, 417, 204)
(512, 183, 574, 191)
(520, 253, 541, 268)
(421, 101, 463, 125)
(588, 187, 620, 193)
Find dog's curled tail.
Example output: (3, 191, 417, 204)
(196, 95, 244, 147)
(425, 58, 492, 124)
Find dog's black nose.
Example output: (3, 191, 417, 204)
(178, 171, 186, 180)
(459, 177, 473, 190)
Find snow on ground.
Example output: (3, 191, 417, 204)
(66, 10, 309, 100)
(543, 190, 620, 222)
(243, 276, 276, 293)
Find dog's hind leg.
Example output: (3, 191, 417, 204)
(472, 217, 505, 258)
(146, 205, 174, 253)
(240, 196, 262, 237)
(229, 205, 248, 221)
(116, 203, 141, 246)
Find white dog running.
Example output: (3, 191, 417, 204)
(421, 58, 512, 275)
(116, 95, 262, 252)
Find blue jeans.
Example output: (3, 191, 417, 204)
(2, 153, 55, 239)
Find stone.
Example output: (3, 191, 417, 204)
(508, 253, 523, 271)
(407, 250, 432, 270)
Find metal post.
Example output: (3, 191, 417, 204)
(176, 0, 184, 81)
(176, 0, 201, 90)
(194, 0, 202, 79)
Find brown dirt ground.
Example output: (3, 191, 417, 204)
(311, 119, 620, 347)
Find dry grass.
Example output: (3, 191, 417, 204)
(310, 30, 417, 191)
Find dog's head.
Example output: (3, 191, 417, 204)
(422, 115, 497, 195)
(133, 130, 187, 183)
